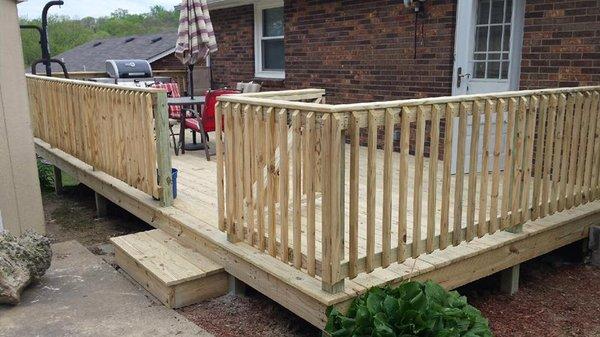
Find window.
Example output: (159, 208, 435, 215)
(472, 0, 512, 80)
(254, 0, 284, 79)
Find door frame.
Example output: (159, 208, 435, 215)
(451, 0, 526, 96)
(450, 0, 526, 174)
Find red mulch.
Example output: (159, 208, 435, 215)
(177, 290, 319, 337)
(463, 246, 600, 337)
(179, 243, 599, 337)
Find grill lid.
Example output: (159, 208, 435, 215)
(106, 59, 153, 79)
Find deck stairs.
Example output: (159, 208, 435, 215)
(111, 229, 229, 308)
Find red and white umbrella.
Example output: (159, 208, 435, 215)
(175, 0, 217, 97)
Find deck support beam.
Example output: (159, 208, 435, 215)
(589, 226, 600, 267)
(499, 264, 520, 295)
(53, 166, 63, 195)
(95, 192, 109, 218)
(229, 275, 247, 295)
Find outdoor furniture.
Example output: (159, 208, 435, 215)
(152, 82, 184, 155)
(183, 89, 237, 160)
(236, 81, 261, 93)
(167, 96, 206, 156)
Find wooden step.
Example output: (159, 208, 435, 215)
(111, 229, 229, 308)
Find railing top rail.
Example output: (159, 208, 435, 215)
(330, 85, 600, 112)
(217, 95, 335, 112)
(25, 74, 164, 94)
(50, 71, 106, 76)
(238, 88, 326, 98)
(218, 85, 600, 113)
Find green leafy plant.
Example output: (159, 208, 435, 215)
(37, 159, 55, 190)
(325, 281, 492, 337)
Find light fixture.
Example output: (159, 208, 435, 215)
(402, 0, 428, 59)
(404, 0, 427, 18)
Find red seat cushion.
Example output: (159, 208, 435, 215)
(152, 82, 182, 119)
(202, 89, 239, 132)
(185, 117, 201, 131)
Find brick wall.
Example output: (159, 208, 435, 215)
(285, 0, 456, 104)
(210, 5, 256, 89)
(520, 0, 600, 89)
(151, 54, 187, 70)
(208, 1, 456, 102)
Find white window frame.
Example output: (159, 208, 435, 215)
(254, 0, 285, 79)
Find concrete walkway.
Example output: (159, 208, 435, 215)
(0, 240, 212, 337)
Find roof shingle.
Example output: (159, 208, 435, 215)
(49, 31, 177, 73)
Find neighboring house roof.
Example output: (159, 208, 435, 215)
(50, 31, 177, 73)
(207, 0, 255, 10)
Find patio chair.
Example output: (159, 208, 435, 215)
(151, 82, 192, 156)
(184, 89, 239, 160)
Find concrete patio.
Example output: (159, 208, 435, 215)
(0, 240, 212, 337)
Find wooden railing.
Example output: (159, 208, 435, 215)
(215, 91, 329, 282)
(216, 86, 600, 293)
(26, 74, 173, 206)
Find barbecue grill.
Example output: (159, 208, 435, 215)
(107, 59, 153, 79)
(88, 59, 170, 87)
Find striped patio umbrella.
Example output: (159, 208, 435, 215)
(175, 0, 217, 98)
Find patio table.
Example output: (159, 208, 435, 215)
(167, 96, 205, 154)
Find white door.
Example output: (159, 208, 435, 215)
(451, 0, 525, 173)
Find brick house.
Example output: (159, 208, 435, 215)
(207, 0, 599, 103)
(206, 0, 598, 165)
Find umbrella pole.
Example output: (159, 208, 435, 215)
(188, 64, 194, 99)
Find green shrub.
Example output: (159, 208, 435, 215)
(37, 159, 55, 190)
(325, 281, 492, 337)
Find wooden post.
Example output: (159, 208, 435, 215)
(216, 102, 227, 231)
(321, 114, 345, 293)
(95, 192, 108, 218)
(53, 166, 63, 195)
(500, 264, 520, 295)
(154, 92, 174, 207)
(338, 118, 346, 261)
(228, 275, 247, 295)
(589, 226, 600, 267)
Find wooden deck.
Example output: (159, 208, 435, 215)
(35, 134, 598, 329)
(28, 77, 599, 330)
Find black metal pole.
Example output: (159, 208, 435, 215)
(41, 1, 64, 76)
(209, 62, 214, 90)
(188, 64, 194, 99)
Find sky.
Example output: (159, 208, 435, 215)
(17, 0, 181, 19)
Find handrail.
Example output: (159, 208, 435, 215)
(238, 88, 326, 101)
(330, 85, 600, 112)
(218, 95, 333, 112)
